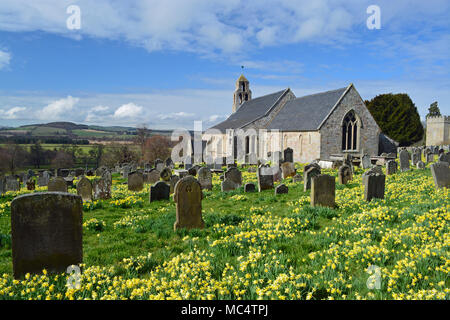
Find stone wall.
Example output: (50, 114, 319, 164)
(279, 131, 321, 163)
(426, 116, 450, 146)
(319, 85, 380, 160)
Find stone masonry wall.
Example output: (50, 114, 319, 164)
(426, 116, 450, 146)
(319, 85, 380, 160)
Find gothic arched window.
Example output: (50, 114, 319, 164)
(342, 110, 360, 151)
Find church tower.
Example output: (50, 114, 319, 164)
(232, 74, 252, 113)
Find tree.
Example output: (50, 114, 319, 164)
(89, 144, 104, 168)
(100, 143, 138, 167)
(2, 143, 27, 174)
(365, 93, 424, 146)
(29, 141, 46, 168)
(51, 150, 74, 169)
(135, 124, 151, 160)
(143, 135, 171, 162)
(426, 101, 441, 118)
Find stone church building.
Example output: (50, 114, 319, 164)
(203, 75, 381, 163)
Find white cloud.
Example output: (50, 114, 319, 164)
(0, 106, 26, 119)
(39, 95, 79, 120)
(0, 50, 11, 70)
(113, 102, 143, 119)
(0, 0, 447, 57)
(85, 105, 110, 122)
(158, 112, 195, 120)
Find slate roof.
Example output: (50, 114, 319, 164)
(211, 89, 288, 131)
(266, 87, 348, 131)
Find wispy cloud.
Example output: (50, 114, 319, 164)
(0, 50, 11, 70)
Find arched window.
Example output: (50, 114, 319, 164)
(239, 93, 242, 104)
(245, 136, 250, 154)
(342, 110, 360, 151)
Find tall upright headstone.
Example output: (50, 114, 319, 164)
(197, 167, 212, 191)
(399, 150, 410, 172)
(93, 178, 111, 200)
(11, 193, 83, 279)
(338, 165, 352, 184)
(311, 174, 335, 208)
(281, 162, 296, 179)
(363, 172, 386, 201)
(430, 162, 450, 189)
(386, 160, 398, 175)
(304, 166, 321, 191)
(149, 181, 170, 202)
(128, 172, 144, 192)
(283, 148, 294, 163)
(76, 177, 93, 202)
(173, 176, 204, 231)
(224, 167, 242, 187)
(257, 165, 274, 191)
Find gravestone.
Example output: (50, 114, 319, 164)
(311, 174, 335, 208)
(48, 177, 68, 193)
(275, 184, 288, 195)
(128, 172, 144, 192)
(416, 160, 425, 169)
(224, 167, 242, 187)
(293, 174, 302, 183)
(37, 176, 49, 187)
(257, 165, 274, 191)
(173, 176, 204, 231)
(86, 169, 95, 177)
(0, 176, 5, 195)
(64, 177, 74, 188)
(386, 160, 398, 175)
(363, 172, 386, 201)
(221, 178, 239, 192)
(283, 148, 294, 163)
(188, 166, 198, 176)
(426, 153, 434, 163)
(147, 169, 161, 184)
(272, 166, 282, 182)
(197, 167, 212, 191)
(175, 169, 188, 179)
(6, 179, 20, 192)
(244, 183, 256, 193)
(412, 149, 421, 166)
(169, 174, 180, 194)
(304, 166, 321, 192)
(303, 162, 321, 175)
(11, 193, 83, 279)
(165, 157, 174, 169)
(122, 165, 131, 179)
(75, 168, 85, 177)
(149, 181, 170, 202)
(399, 150, 410, 172)
(93, 178, 111, 200)
(361, 154, 372, 169)
(26, 178, 35, 191)
(439, 153, 450, 164)
(338, 165, 352, 184)
(155, 159, 164, 172)
(102, 170, 112, 185)
(430, 162, 450, 189)
(76, 177, 93, 202)
(160, 167, 172, 182)
(281, 162, 296, 179)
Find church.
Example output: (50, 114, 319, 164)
(203, 75, 381, 163)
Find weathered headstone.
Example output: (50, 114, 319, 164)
(6, 179, 20, 192)
(165, 157, 174, 169)
(93, 178, 111, 200)
(311, 174, 335, 208)
(122, 165, 131, 179)
(361, 154, 372, 169)
(426, 153, 434, 163)
(293, 174, 302, 183)
(160, 167, 172, 182)
(197, 167, 212, 191)
(416, 160, 425, 169)
(221, 178, 239, 192)
(363, 172, 386, 201)
(64, 176, 74, 188)
(304, 166, 321, 191)
(11, 193, 83, 279)
(128, 172, 144, 192)
(257, 165, 274, 191)
(386, 160, 398, 175)
(224, 167, 242, 187)
(146, 169, 161, 184)
(76, 177, 93, 202)
(399, 150, 410, 172)
(338, 165, 352, 184)
(150, 181, 170, 202)
(155, 159, 164, 172)
(102, 170, 112, 185)
(281, 162, 296, 179)
(412, 149, 421, 166)
(48, 177, 68, 193)
(430, 162, 450, 189)
(244, 183, 256, 193)
(174, 176, 204, 231)
(37, 176, 49, 187)
(275, 184, 288, 195)
(283, 148, 294, 163)
(169, 174, 180, 194)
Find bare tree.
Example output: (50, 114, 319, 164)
(135, 124, 151, 160)
(144, 135, 171, 162)
(51, 150, 74, 169)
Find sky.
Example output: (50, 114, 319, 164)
(0, 0, 449, 130)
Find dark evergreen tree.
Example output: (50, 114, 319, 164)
(426, 101, 441, 118)
(365, 93, 424, 146)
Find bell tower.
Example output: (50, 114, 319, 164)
(232, 74, 252, 113)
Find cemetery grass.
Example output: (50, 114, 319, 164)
(0, 164, 448, 300)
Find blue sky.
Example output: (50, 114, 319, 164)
(0, 0, 449, 129)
